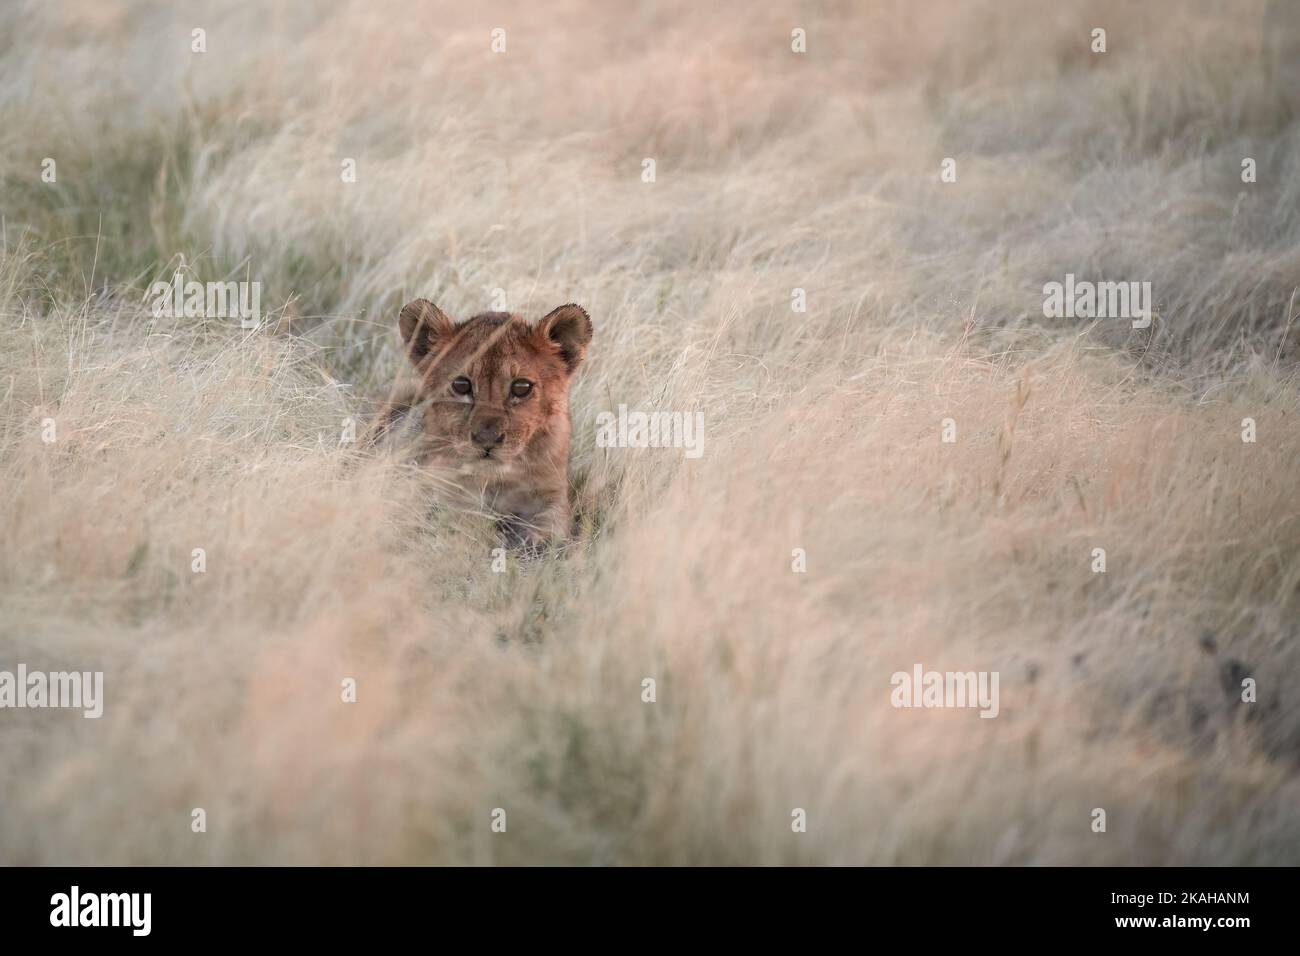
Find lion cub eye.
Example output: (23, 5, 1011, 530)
(451, 376, 473, 397)
(510, 379, 534, 399)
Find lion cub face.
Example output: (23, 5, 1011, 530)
(397, 299, 592, 489)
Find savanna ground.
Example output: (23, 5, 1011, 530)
(1, 0, 1298, 865)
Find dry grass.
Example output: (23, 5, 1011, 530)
(1, 0, 1299, 864)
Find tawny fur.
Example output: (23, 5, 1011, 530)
(372, 299, 592, 546)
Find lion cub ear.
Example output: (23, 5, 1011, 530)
(537, 303, 593, 374)
(398, 299, 454, 366)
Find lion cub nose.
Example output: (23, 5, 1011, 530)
(471, 418, 505, 449)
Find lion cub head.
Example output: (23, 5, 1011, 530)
(397, 298, 592, 465)
(393, 298, 592, 543)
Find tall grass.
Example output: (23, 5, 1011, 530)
(1, 0, 1298, 864)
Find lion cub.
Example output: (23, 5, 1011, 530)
(376, 298, 592, 546)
